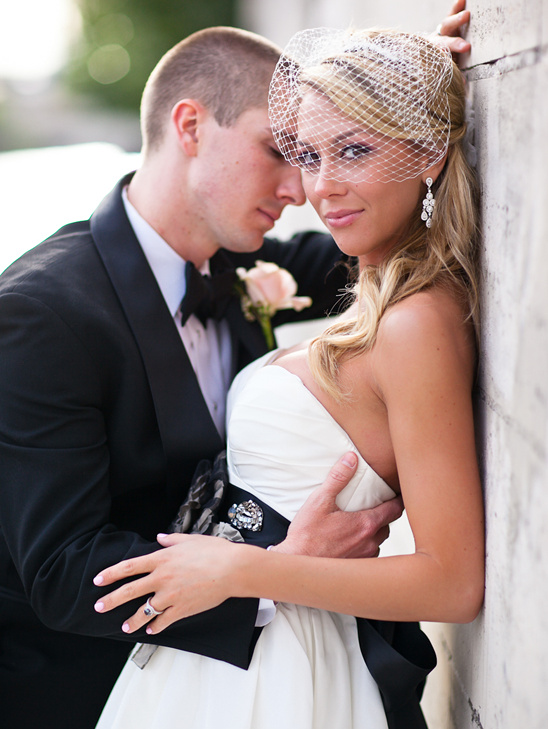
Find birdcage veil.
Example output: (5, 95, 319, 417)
(268, 27, 454, 184)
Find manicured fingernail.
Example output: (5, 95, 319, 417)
(456, 39, 469, 50)
(146, 626, 153, 635)
(342, 453, 357, 467)
(95, 601, 105, 612)
(93, 575, 104, 585)
(122, 623, 131, 633)
(157, 533, 168, 539)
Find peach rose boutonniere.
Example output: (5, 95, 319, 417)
(235, 261, 312, 350)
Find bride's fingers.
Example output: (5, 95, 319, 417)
(156, 532, 188, 546)
(120, 597, 206, 635)
(143, 609, 177, 635)
(438, 10, 470, 36)
(450, 0, 466, 13)
(94, 534, 197, 590)
(93, 552, 160, 587)
(94, 574, 155, 614)
(120, 602, 172, 635)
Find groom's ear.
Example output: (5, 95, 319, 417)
(171, 99, 205, 157)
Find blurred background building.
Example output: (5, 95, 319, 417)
(1, 2, 547, 728)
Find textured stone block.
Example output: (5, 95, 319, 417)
(423, 51, 548, 729)
(466, 0, 544, 68)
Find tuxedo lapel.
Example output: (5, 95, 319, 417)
(225, 299, 270, 374)
(90, 177, 224, 493)
(209, 250, 270, 373)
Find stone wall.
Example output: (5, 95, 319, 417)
(242, 1, 548, 726)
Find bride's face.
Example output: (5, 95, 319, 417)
(296, 92, 426, 266)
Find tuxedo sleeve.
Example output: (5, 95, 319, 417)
(0, 292, 259, 669)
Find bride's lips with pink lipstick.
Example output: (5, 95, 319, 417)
(323, 209, 363, 228)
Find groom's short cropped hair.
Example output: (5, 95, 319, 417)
(141, 26, 281, 154)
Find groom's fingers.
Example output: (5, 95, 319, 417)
(315, 451, 359, 501)
(314, 494, 404, 559)
(277, 446, 404, 558)
(272, 451, 358, 555)
(363, 495, 404, 548)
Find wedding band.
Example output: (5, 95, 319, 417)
(435, 24, 443, 36)
(143, 597, 164, 618)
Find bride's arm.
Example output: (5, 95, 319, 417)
(230, 296, 485, 624)
(94, 294, 484, 630)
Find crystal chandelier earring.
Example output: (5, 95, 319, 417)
(421, 177, 435, 228)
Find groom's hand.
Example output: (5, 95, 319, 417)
(271, 452, 403, 559)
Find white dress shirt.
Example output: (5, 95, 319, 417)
(122, 188, 232, 439)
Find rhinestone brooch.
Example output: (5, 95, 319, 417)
(228, 500, 264, 532)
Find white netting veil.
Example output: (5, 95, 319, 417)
(268, 27, 454, 184)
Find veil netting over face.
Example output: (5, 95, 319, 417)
(268, 28, 454, 185)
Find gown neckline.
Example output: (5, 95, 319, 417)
(263, 361, 396, 497)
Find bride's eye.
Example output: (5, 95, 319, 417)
(295, 149, 321, 170)
(340, 143, 372, 161)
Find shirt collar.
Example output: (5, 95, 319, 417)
(122, 187, 211, 317)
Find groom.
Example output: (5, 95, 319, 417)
(0, 8, 471, 729)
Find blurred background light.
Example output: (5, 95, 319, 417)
(87, 44, 130, 84)
(0, 0, 77, 80)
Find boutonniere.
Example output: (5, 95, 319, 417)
(235, 261, 312, 350)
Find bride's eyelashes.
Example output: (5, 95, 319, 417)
(340, 143, 374, 161)
(294, 142, 375, 171)
(295, 147, 321, 170)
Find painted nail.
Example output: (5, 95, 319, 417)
(146, 626, 153, 635)
(95, 601, 104, 612)
(122, 623, 131, 633)
(93, 575, 104, 586)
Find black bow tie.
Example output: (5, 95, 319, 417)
(180, 261, 238, 327)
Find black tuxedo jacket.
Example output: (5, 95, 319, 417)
(0, 175, 349, 727)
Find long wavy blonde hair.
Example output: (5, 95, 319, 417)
(306, 31, 479, 400)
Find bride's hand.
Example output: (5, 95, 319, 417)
(431, 0, 471, 58)
(93, 533, 243, 634)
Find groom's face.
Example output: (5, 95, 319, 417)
(191, 106, 306, 254)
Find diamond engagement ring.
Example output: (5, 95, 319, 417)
(143, 597, 164, 618)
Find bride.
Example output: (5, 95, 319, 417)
(93, 27, 484, 729)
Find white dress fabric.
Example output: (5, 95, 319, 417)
(97, 351, 396, 729)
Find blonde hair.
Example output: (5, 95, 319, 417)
(307, 31, 479, 400)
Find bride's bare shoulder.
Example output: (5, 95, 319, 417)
(373, 286, 476, 383)
(380, 286, 473, 341)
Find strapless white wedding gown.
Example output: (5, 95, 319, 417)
(97, 351, 396, 729)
